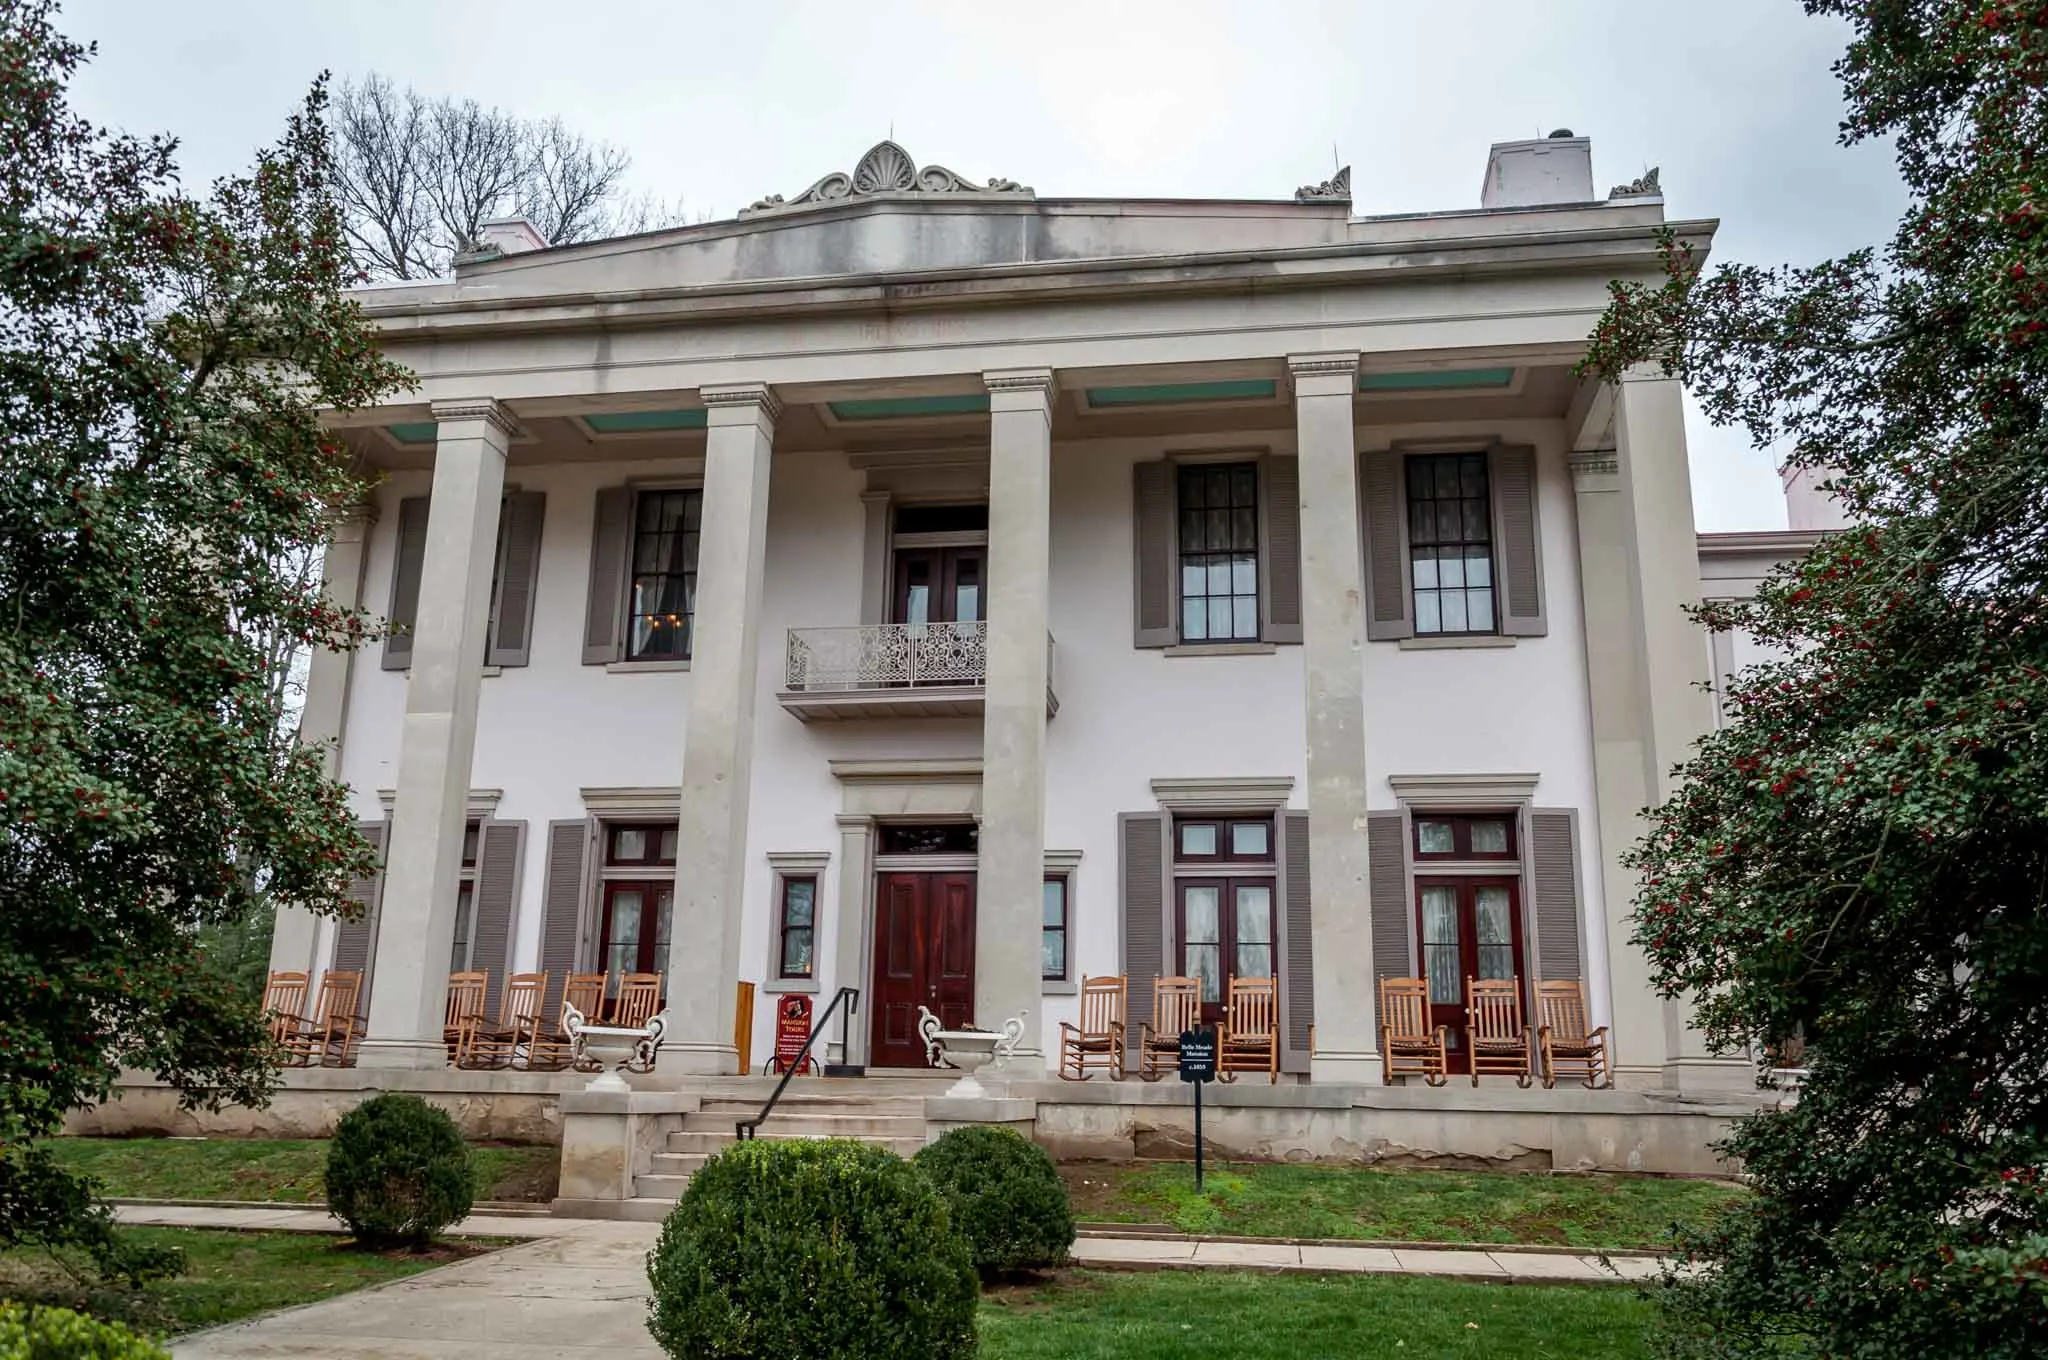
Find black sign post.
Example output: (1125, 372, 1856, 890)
(1177, 1026, 1218, 1193)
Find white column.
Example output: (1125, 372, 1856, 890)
(1290, 353, 1380, 1084)
(977, 368, 1055, 1070)
(1610, 373, 1749, 1091)
(270, 499, 376, 979)
(358, 399, 511, 1069)
(665, 382, 779, 1074)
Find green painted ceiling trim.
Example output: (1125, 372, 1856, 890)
(1085, 379, 1278, 408)
(384, 421, 439, 445)
(828, 394, 992, 420)
(583, 408, 708, 433)
(1358, 367, 1517, 392)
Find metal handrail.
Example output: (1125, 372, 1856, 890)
(735, 985, 860, 1141)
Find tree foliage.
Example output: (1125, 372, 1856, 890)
(1580, 2, 2048, 1354)
(332, 73, 682, 280)
(0, 0, 408, 1278)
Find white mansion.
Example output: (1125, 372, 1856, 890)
(267, 131, 1824, 1104)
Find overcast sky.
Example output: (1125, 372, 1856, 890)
(58, 0, 1905, 531)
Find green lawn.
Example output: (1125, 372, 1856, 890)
(980, 1270, 1654, 1359)
(0, 1227, 478, 1336)
(42, 1137, 557, 1204)
(1063, 1161, 1740, 1250)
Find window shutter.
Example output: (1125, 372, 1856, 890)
(1280, 810, 1313, 1074)
(1361, 454, 1413, 641)
(1490, 444, 1547, 636)
(331, 821, 386, 1004)
(486, 492, 546, 667)
(582, 487, 633, 665)
(539, 819, 590, 1025)
(472, 820, 525, 1018)
(1367, 811, 1410, 989)
(1260, 456, 1303, 645)
(381, 497, 430, 670)
(1132, 462, 1177, 648)
(1119, 813, 1166, 1062)
(1529, 808, 1584, 983)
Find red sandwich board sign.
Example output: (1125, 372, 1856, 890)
(769, 993, 816, 1075)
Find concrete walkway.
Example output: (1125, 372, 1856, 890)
(132, 1204, 1656, 1358)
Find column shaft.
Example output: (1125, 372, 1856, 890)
(358, 400, 510, 1068)
(666, 383, 778, 1074)
(1291, 353, 1380, 1084)
(976, 369, 1055, 1067)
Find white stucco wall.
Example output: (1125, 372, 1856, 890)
(334, 419, 1611, 1063)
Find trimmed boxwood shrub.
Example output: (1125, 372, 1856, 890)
(647, 1138, 978, 1359)
(914, 1125, 1074, 1278)
(323, 1092, 473, 1248)
(0, 1302, 169, 1360)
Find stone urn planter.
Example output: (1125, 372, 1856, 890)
(917, 1006, 1028, 1098)
(563, 1004, 668, 1093)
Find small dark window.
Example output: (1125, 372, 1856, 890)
(607, 823, 678, 866)
(1178, 463, 1259, 642)
(460, 822, 480, 868)
(627, 489, 702, 661)
(450, 881, 474, 972)
(1406, 452, 1496, 635)
(777, 876, 817, 979)
(893, 503, 989, 534)
(1042, 876, 1069, 981)
(1412, 814, 1517, 861)
(1175, 817, 1275, 864)
(878, 823, 979, 855)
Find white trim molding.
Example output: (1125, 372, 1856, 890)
(766, 851, 833, 875)
(579, 786, 682, 816)
(1385, 772, 1540, 808)
(1149, 776, 1295, 812)
(377, 788, 502, 818)
(1042, 850, 1084, 995)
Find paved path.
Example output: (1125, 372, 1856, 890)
(135, 1205, 1656, 1358)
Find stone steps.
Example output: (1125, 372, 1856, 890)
(627, 1090, 933, 1203)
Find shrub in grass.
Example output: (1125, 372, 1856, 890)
(323, 1093, 473, 1248)
(0, 1302, 169, 1359)
(914, 1125, 1075, 1278)
(647, 1139, 977, 1359)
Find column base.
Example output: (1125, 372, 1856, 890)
(1309, 1050, 1385, 1085)
(1661, 1056, 1757, 1095)
(659, 1042, 740, 1076)
(353, 1037, 452, 1071)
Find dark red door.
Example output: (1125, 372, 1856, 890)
(1415, 877, 1523, 1074)
(869, 871, 977, 1068)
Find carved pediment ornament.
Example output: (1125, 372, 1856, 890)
(1607, 166, 1662, 199)
(1294, 165, 1352, 203)
(741, 140, 1033, 216)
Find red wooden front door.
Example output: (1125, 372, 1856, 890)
(869, 871, 977, 1069)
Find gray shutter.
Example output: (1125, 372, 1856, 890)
(1361, 454, 1412, 641)
(1132, 462, 1177, 648)
(1529, 809, 1584, 982)
(331, 821, 386, 1004)
(1490, 444, 1547, 637)
(487, 492, 546, 667)
(539, 820, 590, 1023)
(1119, 813, 1166, 1061)
(1280, 810, 1313, 1074)
(381, 497, 430, 670)
(582, 487, 633, 665)
(1367, 811, 1410, 988)
(1260, 456, 1303, 645)
(472, 820, 525, 1018)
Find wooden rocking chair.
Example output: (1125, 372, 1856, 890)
(1465, 976, 1533, 1087)
(443, 971, 487, 1064)
(280, 970, 363, 1068)
(529, 971, 607, 1071)
(1378, 977, 1449, 1086)
(1137, 977, 1201, 1081)
(263, 971, 310, 1061)
(1536, 980, 1612, 1089)
(462, 972, 548, 1069)
(612, 972, 663, 1029)
(1057, 976, 1127, 1081)
(1218, 975, 1279, 1084)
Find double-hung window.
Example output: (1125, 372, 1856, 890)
(1177, 463, 1260, 642)
(1406, 452, 1496, 636)
(627, 489, 702, 661)
(1041, 875, 1070, 982)
(777, 876, 817, 979)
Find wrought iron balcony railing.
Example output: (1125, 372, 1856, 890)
(785, 621, 988, 691)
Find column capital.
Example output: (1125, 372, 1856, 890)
(983, 367, 1056, 396)
(1567, 448, 1621, 493)
(428, 397, 518, 438)
(700, 382, 782, 424)
(1288, 351, 1360, 399)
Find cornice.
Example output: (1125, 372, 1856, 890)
(983, 368, 1056, 394)
(427, 398, 519, 438)
(699, 382, 783, 423)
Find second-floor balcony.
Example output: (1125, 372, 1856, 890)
(777, 622, 1058, 722)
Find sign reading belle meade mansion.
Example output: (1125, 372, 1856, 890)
(256, 131, 1826, 1161)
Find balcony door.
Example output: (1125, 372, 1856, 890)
(893, 546, 983, 627)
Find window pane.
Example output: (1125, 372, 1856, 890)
(1466, 548, 1492, 588)
(1434, 459, 1461, 497)
(1232, 466, 1257, 504)
(655, 888, 674, 950)
(1464, 500, 1492, 542)
(1231, 597, 1257, 640)
(1183, 597, 1209, 640)
(1184, 886, 1220, 942)
(1415, 591, 1441, 634)
(610, 893, 643, 945)
(783, 878, 815, 928)
(1436, 502, 1462, 542)
(1042, 930, 1067, 980)
(1410, 501, 1435, 545)
(955, 583, 979, 622)
(1417, 821, 1456, 855)
(1478, 944, 1515, 982)
(1180, 468, 1207, 507)
(1186, 944, 1222, 1001)
(1042, 879, 1067, 929)
(1438, 553, 1464, 589)
(1234, 885, 1272, 943)
(1181, 510, 1206, 551)
(1180, 823, 1218, 857)
(461, 823, 479, 866)
(1181, 563, 1206, 598)
(1412, 552, 1437, 588)
(1476, 886, 1513, 944)
(1232, 507, 1257, 551)
(782, 927, 814, 977)
(1470, 820, 1510, 855)
(1420, 884, 1460, 944)
(1207, 598, 1232, 639)
(1468, 589, 1495, 633)
(658, 828, 678, 862)
(1441, 591, 1468, 633)
(450, 884, 474, 972)
(1232, 556, 1257, 594)
(1235, 942, 1273, 979)
(614, 828, 646, 861)
(1461, 456, 1488, 497)
(1424, 943, 1460, 1005)
(1208, 559, 1233, 596)
(1230, 822, 1269, 857)
(1207, 468, 1231, 504)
